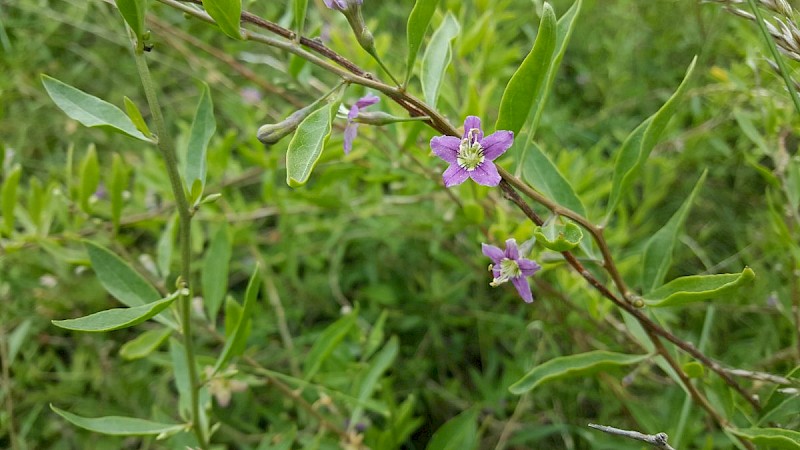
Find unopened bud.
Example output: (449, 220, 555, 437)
(257, 104, 316, 145)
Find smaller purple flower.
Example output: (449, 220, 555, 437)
(482, 239, 541, 303)
(323, 0, 362, 11)
(430, 116, 514, 187)
(344, 93, 379, 154)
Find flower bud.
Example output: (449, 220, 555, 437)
(257, 103, 316, 145)
(324, 0, 375, 54)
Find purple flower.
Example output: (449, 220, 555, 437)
(344, 93, 379, 154)
(430, 116, 514, 187)
(482, 239, 541, 303)
(323, 0, 362, 11)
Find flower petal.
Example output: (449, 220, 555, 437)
(511, 276, 534, 303)
(430, 136, 460, 163)
(469, 160, 501, 186)
(518, 258, 542, 276)
(481, 243, 505, 263)
(481, 130, 514, 160)
(503, 239, 519, 260)
(355, 93, 380, 109)
(347, 104, 360, 120)
(463, 116, 483, 141)
(442, 164, 470, 187)
(343, 122, 358, 154)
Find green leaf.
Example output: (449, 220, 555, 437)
(41, 75, 151, 142)
(729, 428, 800, 450)
(605, 57, 697, 217)
(285, 102, 335, 187)
(521, 142, 586, 216)
(643, 268, 756, 307)
(640, 171, 707, 292)
(52, 291, 178, 332)
(213, 265, 260, 373)
(123, 96, 151, 138)
(109, 153, 129, 233)
(527, 0, 582, 137)
(1, 164, 21, 236)
(8, 319, 32, 364)
(156, 213, 178, 278)
(533, 220, 583, 252)
(185, 83, 215, 195)
(119, 327, 172, 360)
(116, 0, 148, 39)
(78, 145, 99, 214)
(494, 3, 556, 136)
(294, 0, 308, 36)
(202, 223, 231, 321)
(169, 339, 192, 418)
(405, 0, 441, 84)
(203, 0, 242, 40)
(425, 409, 478, 450)
(84, 240, 177, 329)
(304, 309, 357, 380)
(421, 12, 460, 107)
(349, 336, 399, 428)
(509, 351, 649, 395)
(51, 404, 184, 436)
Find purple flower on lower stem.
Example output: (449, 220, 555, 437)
(430, 116, 514, 187)
(482, 239, 541, 303)
(323, 0, 361, 11)
(344, 93, 379, 154)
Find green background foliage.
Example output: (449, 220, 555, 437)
(1, 0, 799, 448)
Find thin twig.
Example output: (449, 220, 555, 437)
(588, 424, 677, 450)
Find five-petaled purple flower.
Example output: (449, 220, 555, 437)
(482, 239, 541, 303)
(323, 0, 361, 10)
(430, 116, 514, 187)
(344, 93, 379, 154)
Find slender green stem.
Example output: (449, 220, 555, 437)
(367, 49, 401, 87)
(132, 46, 206, 449)
(746, 0, 800, 116)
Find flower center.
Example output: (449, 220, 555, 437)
(490, 258, 521, 286)
(457, 128, 484, 171)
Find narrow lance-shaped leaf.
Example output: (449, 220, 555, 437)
(425, 409, 478, 450)
(50, 405, 184, 436)
(304, 308, 358, 380)
(41, 75, 151, 142)
(116, 0, 148, 40)
(729, 428, 800, 450)
(405, 0, 441, 84)
(527, 0, 582, 137)
(52, 291, 179, 332)
(78, 145, 99, 214)
(494, 3, 557, 136)
(85, 240, 177, 329)
(286, 101, 336, 187)
(185, 83, 215, 200)
(605, 57, 697, 218)
(1, 164, 21, 236)
(109, 153, 128, 233)
(203, 0, 243, 40)
(641, 170, 707, 292)
(213, 265, 260, 373)
(202, 223, 231, 320)
(421, 12, 460, 107)
(123, 96, 151, 138)
(509, 351, 650, 395)
(119, 327, 172, 360)
(349, 336, 399, 429)
(294, 0, 308, 37)
(643, 268, 756, 307)
(522, 142, 586, 216)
